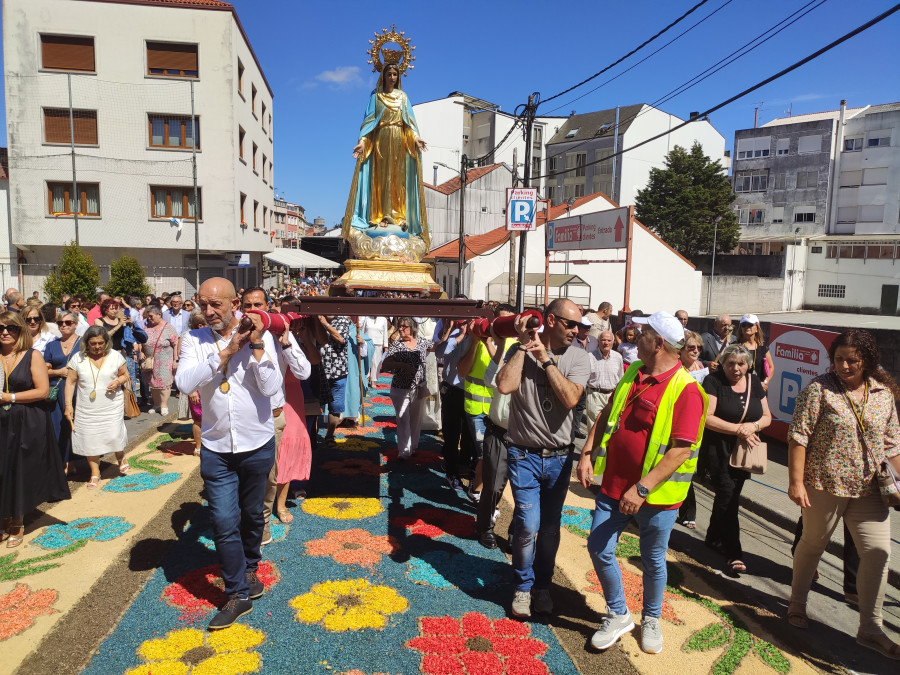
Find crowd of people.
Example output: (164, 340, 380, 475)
(1, 284, 898, 661)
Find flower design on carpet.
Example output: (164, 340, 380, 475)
(161, 561, 280, 621)
(302, 496, 383, 521)
(373, 420, 397, 429)
(335, 425, 379, 438)
(124, 624, 265, 675)
(305, 529, 399, 567)
(0, 584, 58, 641)
(381, 449, 440, 466)
(406, 551, 502, 591)
(369, 396, 392, 405)
(392, 507, 474, 539)
(32, 517, 134, 550)
(103, 472, 180, 492)
(321, 458, 383, 477)
(290, 578, 408, 631)
(197, 521, 286, 551)
(332, 437, 379, 452)
(407, 612, 549, 674)
(560, 506, 593, 537)
(585, 568, 681, 624)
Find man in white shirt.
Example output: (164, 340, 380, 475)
(176, 278, 284, 631)
(162, 294, 189, 335)
(583, 331, 624, 433)
(240, 288, 311, 545)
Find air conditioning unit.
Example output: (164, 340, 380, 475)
(462, 135, 469, 140)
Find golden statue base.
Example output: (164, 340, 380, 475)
(329, 259, 444, 297)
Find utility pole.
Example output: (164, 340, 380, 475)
(456, 154, 468, 296)
(508, 147, 518, 305)
(515, 93, 539, 311)
(190, 80, 200, 295)
(67, 74, 80, 245)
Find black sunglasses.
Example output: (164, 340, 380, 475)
(0, 325, 22, 335)
(57, 320, 76, 326)
(24, 317, 41, 323)
(550, 314, 580, 330)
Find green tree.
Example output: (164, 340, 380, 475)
(634, 142, 739, 258)
(43, 242, 100, 303)
(105, 254, 151, 298)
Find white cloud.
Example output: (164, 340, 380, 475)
(308, 66, 364, 88)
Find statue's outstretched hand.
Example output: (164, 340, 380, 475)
(415, 137, 427, 152)
(352, 142, 365, 159)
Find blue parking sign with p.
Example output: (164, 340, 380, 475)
(510, 200, 534, 225)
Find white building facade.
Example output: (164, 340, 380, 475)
(2, 0, 274, 296)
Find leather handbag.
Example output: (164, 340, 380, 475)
(729, 374, 767, 474)
(141, 330, 163, 372)
(123, 385, 141, 418)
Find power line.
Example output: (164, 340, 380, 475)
(531, 3, 900, 182)
(540, 0, 736, 116)
(540, 0, 715, 105)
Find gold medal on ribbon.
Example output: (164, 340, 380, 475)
(90, 390, 97, 402)
(219, 381, 230, 394)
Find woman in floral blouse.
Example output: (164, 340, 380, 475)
(787, 329, 900, 660)
(382, 317, 433, 459)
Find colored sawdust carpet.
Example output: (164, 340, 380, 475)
(81, 375, 578, 674)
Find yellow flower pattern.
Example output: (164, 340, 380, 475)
(302, 496, 384, 520)
(290, 578, 408, 632)
(125, 625, 265, 675)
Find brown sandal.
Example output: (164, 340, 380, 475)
(787, 601, 808, 629)
(857, 631, 900, 660)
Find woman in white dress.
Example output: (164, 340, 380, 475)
(64, 326, 130, 488)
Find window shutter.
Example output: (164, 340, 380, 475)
(839, 170, 862, 187)
(44, 109, 70, 143)
(147, 42, 198, 73)
(41, 35, 95, 71)
(74, 111, 98, 144)
(798, 135, 821, 154)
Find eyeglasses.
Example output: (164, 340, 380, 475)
(0, 325, 22, 336)
(68, 305, 81, 310)
(550, 314, 580, 330)
(57, 320, 76, 326)
(24, 317, 41, 324)
(685, 345, 702, 351)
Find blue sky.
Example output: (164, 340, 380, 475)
(3, 0, 899, 227)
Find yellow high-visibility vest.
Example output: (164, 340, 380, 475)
(592, 361, 708, 506)
(464, 340, 493, 415)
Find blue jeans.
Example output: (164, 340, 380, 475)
(507, 445, 574, 592)
(467, 413, 487, 459)
(329, 376, 347, 415)
(200, 437, 276, 599)
(587, 492, 678, 618)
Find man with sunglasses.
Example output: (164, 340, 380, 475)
(496, 298, 591, 620)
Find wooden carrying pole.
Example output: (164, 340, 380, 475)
(356, 319, 365, 425)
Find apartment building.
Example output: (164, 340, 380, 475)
(273, 198, 303, 249)
(545, 104, 728, 207)
(2, 0, 274, 296)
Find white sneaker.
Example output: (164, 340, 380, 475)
(640, 616, 664, 653)
(590, 610, 635, 650)
(511, 590, 531, 618)
(160, 408, 169, 416)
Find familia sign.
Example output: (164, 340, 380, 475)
(546, 206, 629, 251)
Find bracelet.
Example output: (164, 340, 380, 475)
(11, 393, 16, 403)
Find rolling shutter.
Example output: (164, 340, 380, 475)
(41, 35, 95, 71)
(44, 109, 98, 145)
(147, 42, 198, 74)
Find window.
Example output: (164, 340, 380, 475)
(810, 246, 823, 254)
(844, 137, 863, 152)
(818, 284, 846, 299)
(43, 108, 97, 145)
(797, 134, 821, 154)
(862, 168, 888, 185)
(237, 59, 244, 94)
(150, 186, 200, 219)
(262, 206, 267, 231)
(837, 206, 857, 223)
(252, 142, 258, 171)
(268, 114, 272, 137)
(858, 205, 885, 222)
(734, 170, 768, 192)
(774, 172, 785, 190)
(546, 185, 555, 202)
(148, 115, 198, 149)
(261, 102, 267, 131)
(793, 209, 816, 223)
(736, 136, 770, 159)
(40, 35, 95, 72)
(532, 126, 542, 153)
(547, 156, 557, 176)
(776, 138, 789, 155)
(240, 193, 246, 225)
(268, 161, 273, 183)
(771, 206, 784, 224)
(796, 170, 817, 189)
(867, 131, 890, 147)
(47, 182, 100, 216)
(738, 207, 765, 225)
(564, 127, 579, 139)
(251, 85, 258, 117)
(575, 184, 585, 198)
(574, 152, 586, 177)
(238, 127, 245, 160)
(839, 170, 861, 187)
(253, 200, 259, 229)
(146, 42, 198, 78)
(531, 157, 541, 178)
(262, 154, 267, 182)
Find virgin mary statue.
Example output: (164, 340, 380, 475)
(342, 53, 429, 261)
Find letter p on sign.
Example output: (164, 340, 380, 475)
(511, 200, 534, 224)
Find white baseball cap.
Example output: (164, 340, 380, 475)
(632, 311, 685, 347)
(740, 313, 760, 325)
(578, 316, 592, 328)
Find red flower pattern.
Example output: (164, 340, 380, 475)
(0, 584, 59, 641)
(369, 396, 393, 405)
(407, 612, 549, 674)
(161, 561, 280, 621)
(373, 420, 397, 429)
(392, 507, 475, 539)
(585, 568, 681, 624)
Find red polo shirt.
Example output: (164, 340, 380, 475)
(601, 362, 704, 509)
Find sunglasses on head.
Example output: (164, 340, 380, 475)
(57, 320, 76, 326)
(0, 325, 22, 335)
(550, 314, 580, 330)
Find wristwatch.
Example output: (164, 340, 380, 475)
(249, 342, 265, 350)
(541, 359, 554, 370)
(635, 482, 650, 498)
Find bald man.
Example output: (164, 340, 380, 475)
(176, 278, 283, 630)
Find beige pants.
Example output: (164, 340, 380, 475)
(262, 412, 287, 527)
(791, 487, 891, 634)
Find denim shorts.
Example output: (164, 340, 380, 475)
(330, 376, 347, 414)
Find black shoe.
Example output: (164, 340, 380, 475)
(208, 597, 252, 631)
(246, 571, 264, 599)
(477, 530, 498, 550)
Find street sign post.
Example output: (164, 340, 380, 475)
(546, 206, 629, 251)
(506, 188, 538, 231)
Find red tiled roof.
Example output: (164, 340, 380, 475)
(426, 164, 505, 195)
(427, 226, 512, 261)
